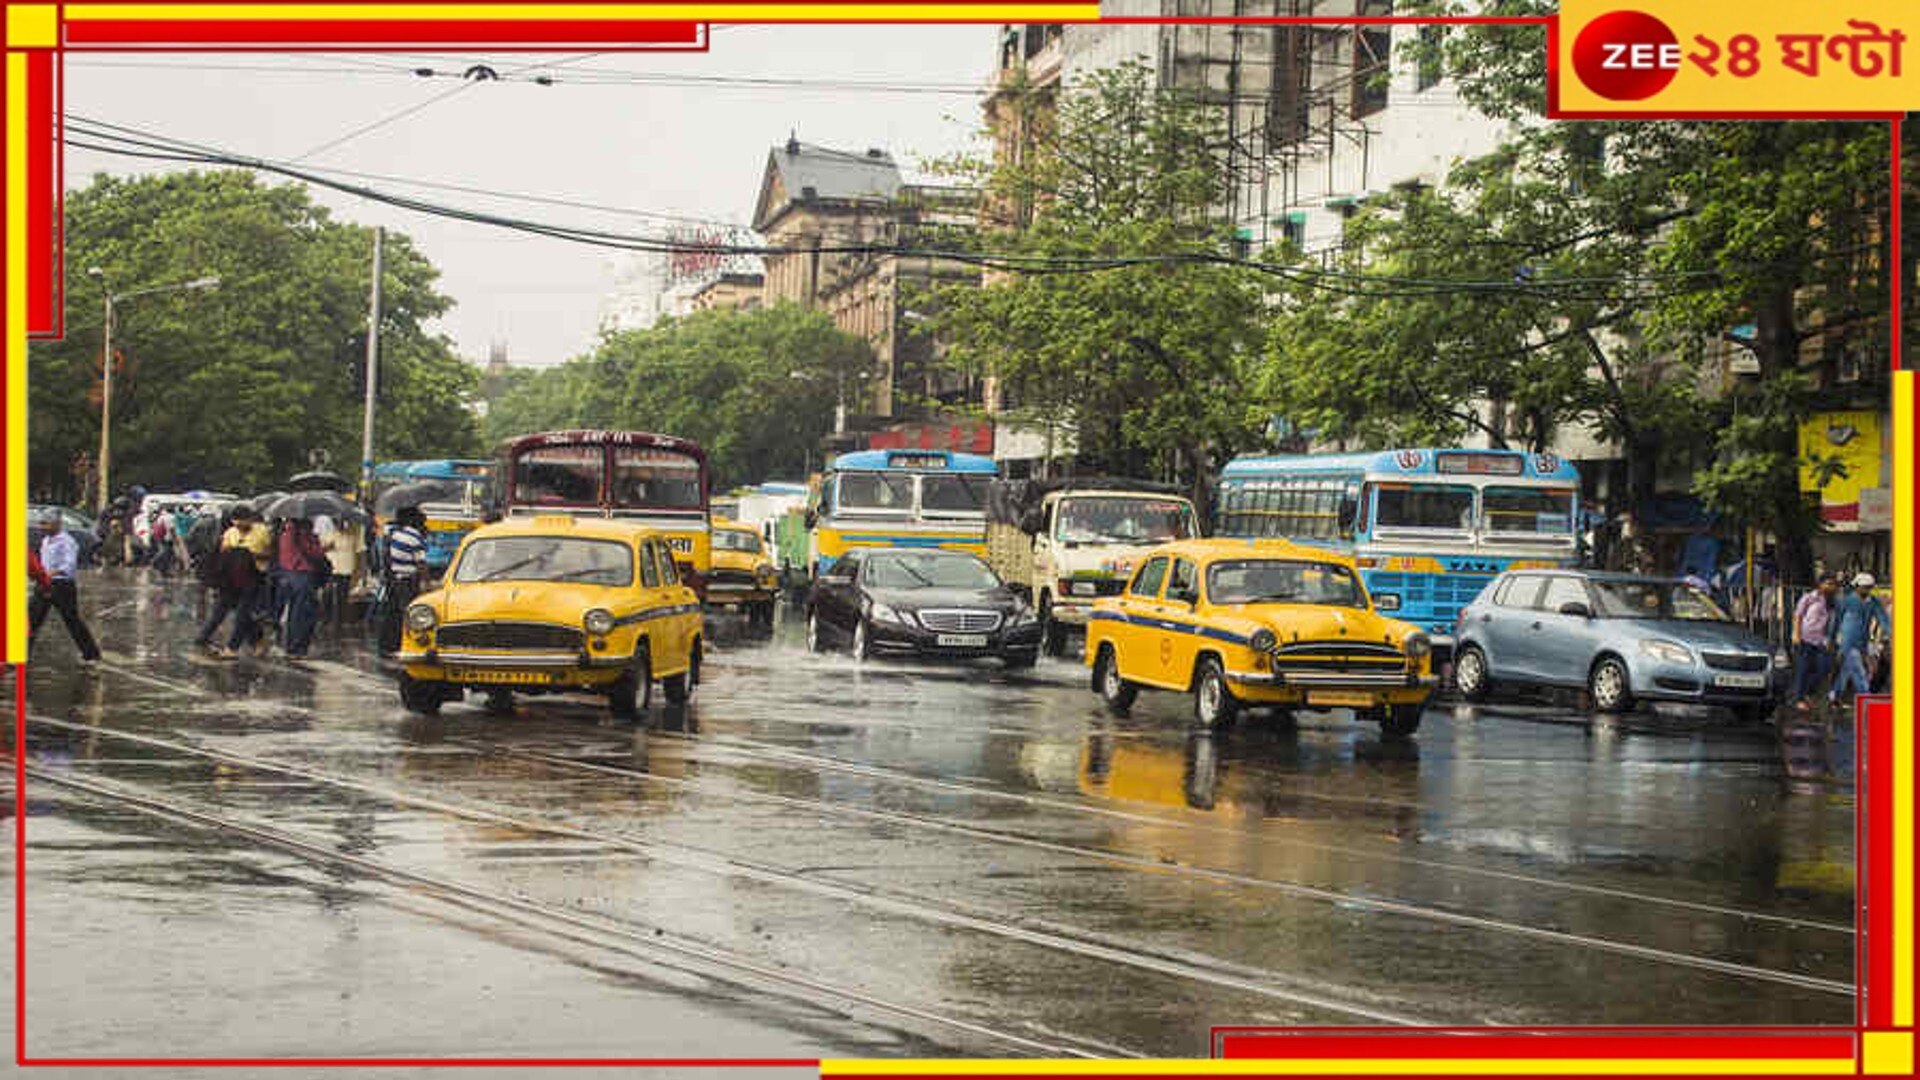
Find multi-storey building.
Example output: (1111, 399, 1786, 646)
(751, 137, 982, 436)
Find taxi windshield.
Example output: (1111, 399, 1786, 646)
(1206, 559, 1365, 608)
(453, 536, 634, 587)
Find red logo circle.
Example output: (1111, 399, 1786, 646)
(1572, 10, 1680, 101)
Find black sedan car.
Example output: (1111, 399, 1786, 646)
(806, 547, 1044, 668)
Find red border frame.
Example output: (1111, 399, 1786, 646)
(9, 4, 1906, 1071)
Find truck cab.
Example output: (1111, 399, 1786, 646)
(986, 482, 1199, 657)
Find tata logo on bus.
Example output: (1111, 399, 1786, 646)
(1533, 453, 1562, 474)
(1394, 450, 1426, 470)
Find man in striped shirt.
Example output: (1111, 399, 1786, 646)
(379, 506, 429, 656)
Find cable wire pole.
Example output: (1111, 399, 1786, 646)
(360, 226, 383, 503)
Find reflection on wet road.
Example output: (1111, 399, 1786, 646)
(8, 572, 1857, 1060)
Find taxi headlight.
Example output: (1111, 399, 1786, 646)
(405, 604, 438, 632)
(1249, 629, 1277, 653)
(583, 609, 615, 635)
(1403, 632, 1432, 659)
(1639, 639, 1694, 665)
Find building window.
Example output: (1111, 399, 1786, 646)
(1353, 26, 1392, 118)
(1415, 25, 1445, 92)
(1274, 212, 1307, 248)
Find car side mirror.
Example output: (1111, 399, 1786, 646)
(1560, 601, 1592, 619)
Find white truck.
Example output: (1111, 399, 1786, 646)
(984, 479, 1201, 657)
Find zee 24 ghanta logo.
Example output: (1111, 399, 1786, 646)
(1570, 8, 1905, 102)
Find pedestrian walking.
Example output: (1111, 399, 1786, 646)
(1829, 573, 1891, 708)
(29, 515, 103, 663)
(1790, 574, 1839, 709)
(378, 506, 429, 657)
(220, 505, 275, 656)
(149, 510, 178, 575)
(313, 512, 360, 625)
(271, 517, 329, 660)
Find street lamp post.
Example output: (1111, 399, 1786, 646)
(84, 268, 220, 516)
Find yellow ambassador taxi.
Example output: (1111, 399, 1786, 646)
(1084, 538, 1438, 737)
(397, 515, 703, 720)
(705, 517, 779, 630)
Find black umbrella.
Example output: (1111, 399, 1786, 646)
(263, 491, 354, 521)
(374, 480, 456, 518)
(287, 470, 351, 493)
(247, 491, 290, 514)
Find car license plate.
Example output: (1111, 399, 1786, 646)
(449, 667, 552, 685)
(1308, 691, 1376, 708)
(1714, 673, 1767, 689)
(936, 633, 989, 647)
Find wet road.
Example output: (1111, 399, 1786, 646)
(7, 570, 1858, 1062)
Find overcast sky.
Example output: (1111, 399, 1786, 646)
(62, 25, 1002, 368)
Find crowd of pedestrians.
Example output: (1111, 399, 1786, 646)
(30, 486, 450, 668)
(1789, 571, 1892, 713)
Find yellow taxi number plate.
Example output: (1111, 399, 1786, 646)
(1308, 691, 1376, 708)
(449, 668, 554, 685)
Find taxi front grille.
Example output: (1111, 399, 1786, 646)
(1270, 641, 1406, 670)
(707, 569, 757, 586)
(437, 621, 584, 651)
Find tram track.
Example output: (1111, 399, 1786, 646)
(10, 754, 1104, 1059)
(20, 705, 1853, 1008)
(20, 713, 1445, 1026)
(56, 654, 1858, 967)
(89, 651, 1854, 939)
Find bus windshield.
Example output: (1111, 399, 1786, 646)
(405, 478, 488, 513)
(1056, 497, 1195, 544)
(611, 447, 704, 511)
(920, 474, 990, 515)
(836, 472, 915, 513)
(1374, 484, 1475, 532)
(1484, 486, 1576, 536)
(513, 447, 602, 506)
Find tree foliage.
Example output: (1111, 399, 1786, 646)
(921, 62, 1271, 497)
(482, 303, 875, 488)
(29, 170, 480, 501)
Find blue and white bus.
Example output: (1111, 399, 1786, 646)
(1216, 448, 1582, 653)
(808, 449, 1000, 576)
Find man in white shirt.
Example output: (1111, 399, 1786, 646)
(30, 516, 102, 662)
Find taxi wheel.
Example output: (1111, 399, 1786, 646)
(663, 645, 699, 704)
(1194, 656, 1240, 729)
(398, 672, 443, 717)
(1040, 594, 1068, 658)
(1380, 703, 1424, 739)
(1454, 645, 1493, 702)
(610, 648, 652, 721)
(1093, 644, 1137, 716)
(1589, 656, 1634, 714)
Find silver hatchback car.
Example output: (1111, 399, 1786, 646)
(1452, 570, 1783, 723)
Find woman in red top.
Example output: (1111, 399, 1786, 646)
(270, 517, 329, 659)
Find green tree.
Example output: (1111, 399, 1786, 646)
(482, 303, 874, 488)
(921, 61, 1271, 511)
(29, 170, 480, 503)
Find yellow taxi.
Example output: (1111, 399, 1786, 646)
(705, 517, 779, 629)
(397, 515, 703, 720)
(1084, 538, 1437, 737)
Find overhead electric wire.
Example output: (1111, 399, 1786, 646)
(63, 114, 1727, 300)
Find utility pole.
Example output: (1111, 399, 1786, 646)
(96, 291, 114, 516)
(359, 226, 383, 502)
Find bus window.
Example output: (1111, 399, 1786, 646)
(838, 472, 913, 512)
(612, 447, 703, 510)
(920, 473, 989, 514)
(515, 447, 602, 506)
